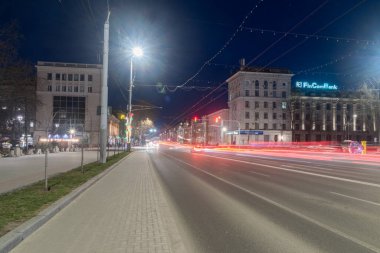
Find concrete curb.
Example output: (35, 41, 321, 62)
(0, 153, 131, 253)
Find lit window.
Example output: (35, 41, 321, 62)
(282, 102, 287, 109)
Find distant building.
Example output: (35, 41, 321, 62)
(226, 60, 294, 143)
(34, 61, 102, 147)
(290, 86, 380, 142)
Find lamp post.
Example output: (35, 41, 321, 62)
(127, 47, 143, 152)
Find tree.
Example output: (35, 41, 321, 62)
(0, 22, 37, 147)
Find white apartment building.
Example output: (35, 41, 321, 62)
(35, 61, 102, 147)
(227, 62, 293, 143)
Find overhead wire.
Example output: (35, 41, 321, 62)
(166, 0, 266, 93)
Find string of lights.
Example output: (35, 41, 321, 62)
(242, 27, 378, 45)
(166, 0, 265, 93)
(260, 0, 367, 70)
(246, 0, 329, 66)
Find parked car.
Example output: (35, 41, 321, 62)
(341, 140, 363, 154)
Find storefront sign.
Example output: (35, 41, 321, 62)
(295, 81, 338, 90)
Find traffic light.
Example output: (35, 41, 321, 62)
(193, 116, 198, 123)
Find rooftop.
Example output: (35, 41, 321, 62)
(36, 61, 102, 69)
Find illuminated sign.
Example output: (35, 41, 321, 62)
(295, 81, 338, 90)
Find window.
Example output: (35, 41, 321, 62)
(55, 85, 60, 92)
(68, 86, 73, 92)
(88, 86, 93, 93)
(282, 91, 286, 98)
(282, 124, 286, 130)
(48, 85, 52, 91)
(255, 112, 259, 120)
(282, 102, 287, 109)
(255, 90, 259, 96)
(264, 123, 268, 130)
(337, 115, 341, 122)
(74, 74, 79, 81)
(273, 113, 277, 119)
(336, 103, 341, 110)
(283, 82, 286, 86)
(295, 124, 300, 130)
(282, 113, 286, 120)
(245, 90, 249, 96)
(295, 102, 300, 110)
(62, 74, 66, 81)
(273, 91, 277, 98)
(264, 113, 268, 119)
(273, 123, 277, 129)
(326, 103, 331, 110)
(74, 86, 79, 92)
(68, 74, 73, 81)
(88, 75, 93, 82)
(47, 73, 52, 80)
(80, 86, 84, 93)
(255, 80, 259, 89)
(306, 103, 311, 110)
(62, 85, 66, 92)
(264, 102, 268, 108)
(255, 101, 259, 108)
(263, 81, 268, 89)
(306, 114, 310, 120)
(245, 123, 249, 129)
(80, 74, 85, 81)
(347, 104, 351, 111)
(255, 123, 259, 129)
(264, 91, 268, 97)
(295, 113, 300, 120)
(52, 96, 86, 132)
(273, 102, 277, 108)
(245, 112, 250, 119)
(245, 101, 249, 108)
(356, 104, 361, 111)
(55, 73, 60, 80)
(273, 81, 277, 90)
(337, 125, 341, 131)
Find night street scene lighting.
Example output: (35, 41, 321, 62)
(1, 1, 380, 253)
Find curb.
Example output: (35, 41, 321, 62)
(0, 153, 131, 253)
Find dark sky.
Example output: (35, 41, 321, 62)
(1, 0, 380, 128)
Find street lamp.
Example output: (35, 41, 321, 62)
(127, 46, 144, 152)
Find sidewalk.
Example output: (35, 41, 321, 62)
(9, 151, 186, 253)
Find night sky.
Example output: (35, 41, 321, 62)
(1, 0, 380, 128)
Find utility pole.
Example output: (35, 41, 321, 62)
(100, 11, 110, 163)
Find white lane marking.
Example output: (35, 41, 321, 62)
(163, 153, 380, 253)
(330, 192, 380, 207)
(248, 171, 270, 177)
(282, 164, 334, 171)
(197, 153, 380, 189)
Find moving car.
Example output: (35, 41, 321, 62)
(341, 140, 363, 154)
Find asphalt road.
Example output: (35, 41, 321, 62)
(151, 144, 380, 253)
(0, 150, 100, 194)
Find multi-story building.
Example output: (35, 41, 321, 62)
(34, 61, 102, 147)
(226, 61, 293, 143)
(290, 83, 380, 142)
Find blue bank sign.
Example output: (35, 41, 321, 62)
(295, 81, 338, 90)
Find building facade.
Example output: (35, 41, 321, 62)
(35, 61, 102, 147)
(226, 63, 293, 144)
(290, 89, 380, 143)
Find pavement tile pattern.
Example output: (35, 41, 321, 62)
(11, 151, 181, 253)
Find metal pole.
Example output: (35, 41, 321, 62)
(81, 143, 84, 173)
(220, 120, 223, 145)
(127, 58, 133, 152)
(100, 11, 110, 163)
(44, 149, 48, 191)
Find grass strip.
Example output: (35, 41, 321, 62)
(0, 151, 129, 237)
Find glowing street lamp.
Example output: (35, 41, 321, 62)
(127, 46, 144, 151)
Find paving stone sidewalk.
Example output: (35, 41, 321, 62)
(10, 151, 186, 253)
